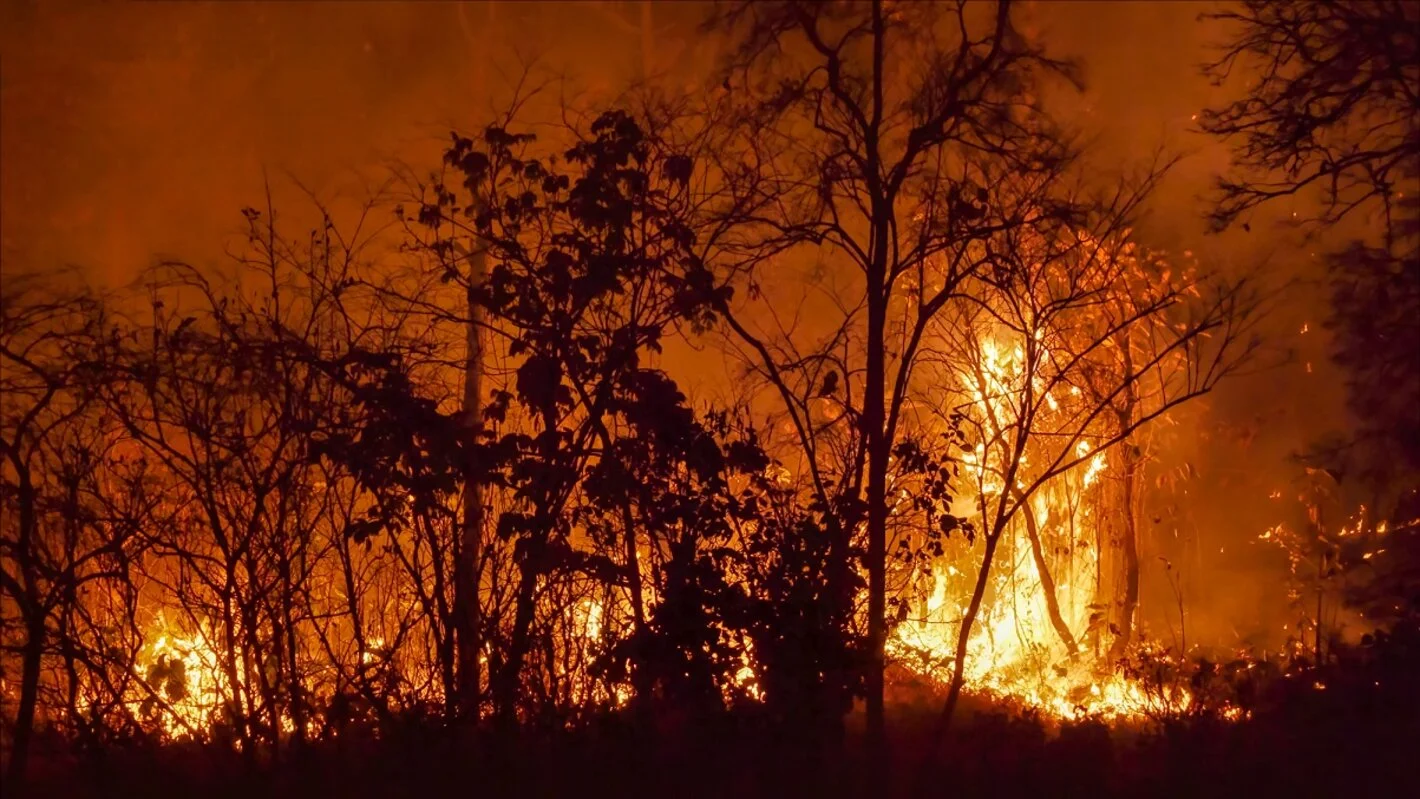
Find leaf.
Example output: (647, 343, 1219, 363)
(516, 354, 563, 411)
(663, 155, 694, 186)
(344, 517, 384, 544)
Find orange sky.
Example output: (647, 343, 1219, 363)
(1, 1, 715, 280)
(0, 1, 1278, 279)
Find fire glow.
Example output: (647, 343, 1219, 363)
(889, 328, 1187, 721)
(121, 320, 1206, 735)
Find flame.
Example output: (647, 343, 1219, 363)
(131, 612, 235, 738)
(887, 329, 1201, 721)
(120, 325, 1225, 732)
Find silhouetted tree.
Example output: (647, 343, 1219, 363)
(1201, 3, 1420, 668)
(1, 274, 148, 789)
(704, 1, 1088, 766)
(95, 198, 420, 755)
(413, 107, 736, 727)
(1200, 0, 1420, 484)
(697, 7, 1267, 781)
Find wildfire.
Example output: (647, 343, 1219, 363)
(132, 612, 232, 738)
(121, 327, 1227, 732)
(888, 329, 1203, 721)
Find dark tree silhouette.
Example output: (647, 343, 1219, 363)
(1200, 0, 1418, 241)
(1200, 0, 1420, 482)
(703, 1, 1086, 769)
(1, 275, 149, 790)
(411, 108, 740, 728)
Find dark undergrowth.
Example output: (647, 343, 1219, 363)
(17, 630, 1420, 799)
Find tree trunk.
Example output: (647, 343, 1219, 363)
(455, 242, 487, 724)
(8, 615, 44, 792)
(279, 549, 307, 748)
(5, 462, 41, 792)
(929, 529, 1003, 747)
(496, 545, 540, 731)
(863, 224, 889, 773)
(864, 0, 890, 761)
(619, 501, 652, 720)
(1108, 338, 1140, 666)
(1016, 489, 1078, 656)
(452, 0, 496, 729)
(576, 399, 652, 717)
(1109, 432, 1140, 665)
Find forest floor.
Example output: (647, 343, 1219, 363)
(17, 676, 1419, 799)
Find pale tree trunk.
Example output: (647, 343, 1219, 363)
(1108, 345, 1140, 665)
(1016, 489, 1079, 656)
(1108, 435, 1140, 664)
(455, 241, 487, 723)
(453, 0, 494, 727)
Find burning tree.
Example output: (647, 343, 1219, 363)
(98, 261, 349, 751)
(86, 199, 460, 753)
(701, 0, 1261, 765)
(900, 224, 1258, 729)
(701, 0, 1088, 761)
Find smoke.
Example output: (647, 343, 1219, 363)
(1, 1, 708, 281)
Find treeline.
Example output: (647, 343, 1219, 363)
(4, 1, 1416, 795)
(2, 0, 1251, 785)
